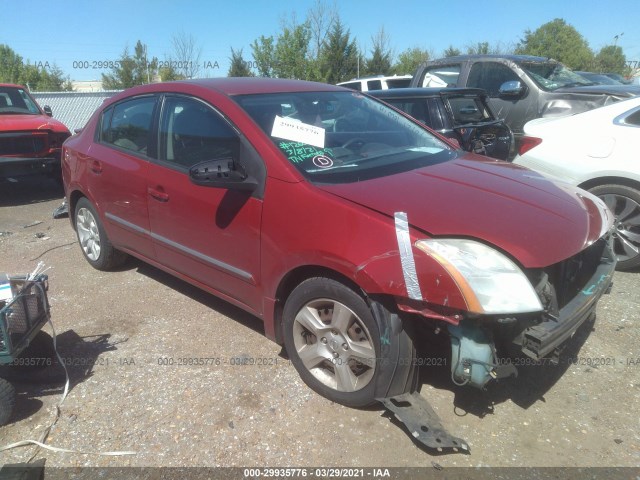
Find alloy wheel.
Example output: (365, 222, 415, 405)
(76, 207, 101, 261)
(292, 298, 377, 392)
(600, 193, 640, 264)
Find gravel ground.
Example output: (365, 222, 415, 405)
(0, 177, 639, 471)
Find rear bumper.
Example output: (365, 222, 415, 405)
(521, 235, 616, 360)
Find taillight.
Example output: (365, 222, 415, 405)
(518, 136, 542, 156)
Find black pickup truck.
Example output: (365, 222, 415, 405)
(370, 87, 513, 160)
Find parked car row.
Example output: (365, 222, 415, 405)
(410, 54, 640, 144)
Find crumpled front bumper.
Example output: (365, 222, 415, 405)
(521, 233, 616, 360)
(448, 232, 617, 389)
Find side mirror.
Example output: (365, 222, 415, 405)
(498, 80, 526, 98)
(189, 158, 257, 192)
(43, 105, 53, 117)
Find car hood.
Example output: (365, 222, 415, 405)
(317, 155, 612, 268)
(554, 84, 640, 96)
(0, 113, 69, 132)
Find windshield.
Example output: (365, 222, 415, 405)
(517, 61, 594, 91)
(0, 86, 41, 114)
(234, 91, 454, 183)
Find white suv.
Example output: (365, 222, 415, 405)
(337, 75, 411, 92)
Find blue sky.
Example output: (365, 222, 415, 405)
(2, 0, 639, 81)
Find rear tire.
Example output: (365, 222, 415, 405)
(589, 184, 640, 271)
(74, 197, 127, 270)
(0, 378, 16, 426)
(283, 277, 417, 408)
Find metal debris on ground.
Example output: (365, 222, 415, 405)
(52, 201, 68, 219)
(22, 221, 43, 229)
(378, 392, 470, 454)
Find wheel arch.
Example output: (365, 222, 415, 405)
(578, 176, 640, 193)
(272, 265, 388, 345)
(68, 188, 89, 229)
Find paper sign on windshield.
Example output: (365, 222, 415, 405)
(271, 116, 325, 148)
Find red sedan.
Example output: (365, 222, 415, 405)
(62, 78, 615, 411)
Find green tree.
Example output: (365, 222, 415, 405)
(515, 18, 594, 70)
(273, 21, 313, 79)
(251, 35, 276, 77)
(158, 61, 185, 81)
(365, 27, 392, 75)
(228, 48, 254, 77)
(102, 40, 157, 89)
(393, 47, 429, 75)
(466, 42, 490, 55)
(0, 44, 70, 91)
(318, 19, 358, 84)
(595, 45, 626, 74)
(0, 44, 24, 84)
(443, 45, 461, 57)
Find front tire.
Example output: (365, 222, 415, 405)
(74, 197, 127, 270)
(589, 184, 640, 271)
(283, 277, 417, 408)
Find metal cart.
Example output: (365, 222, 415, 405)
(0, 274, 51, 425)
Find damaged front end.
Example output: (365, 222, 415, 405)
(443, 232, 616, 389)
(0, 130, 69, 179)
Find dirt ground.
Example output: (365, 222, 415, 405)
(0, 177, 639, 471)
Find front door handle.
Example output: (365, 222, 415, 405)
(148, 186, 170, 202)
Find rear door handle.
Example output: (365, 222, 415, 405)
(148, 186, 170, 202)
(90, 160, 102, 174)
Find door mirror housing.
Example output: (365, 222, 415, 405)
(43, 105, 53, 117)
(498, 80, 526, 98)
(189, 158, 257, 192)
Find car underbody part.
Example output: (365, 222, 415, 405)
(378, 392, 469, 453)
(448, 322, 517, 389)
(52, 200, 68, 219)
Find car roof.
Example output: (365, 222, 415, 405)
(0, 83, 28, 89)
(338, 75, 412, 83)
(369, 87, 487, 98)
(121, 78, 347, 98)
(426, 54, 559, 64)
